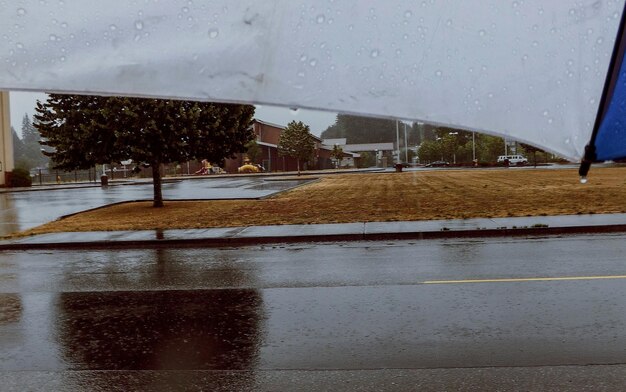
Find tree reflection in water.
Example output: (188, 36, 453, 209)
(55, 289, 265, 370)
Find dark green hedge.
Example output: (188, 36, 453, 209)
(9, 168, 32, 187)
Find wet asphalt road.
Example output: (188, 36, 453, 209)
(3, 233, 626, 390)
(0, 177, 311, 236)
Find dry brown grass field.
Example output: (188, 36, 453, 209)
(21, 166, 626, 236)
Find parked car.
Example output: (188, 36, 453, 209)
(497, 155, 528, 166)
(425, 161, 450, 167)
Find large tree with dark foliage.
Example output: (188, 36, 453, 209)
(278, 120, 314, 175)
(35, 94, 255, 207)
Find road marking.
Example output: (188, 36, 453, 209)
(423, 275, 626, 284)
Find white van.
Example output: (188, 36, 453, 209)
(497, 155, 528, 165)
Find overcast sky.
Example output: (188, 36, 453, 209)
(9, 91, 337, 138)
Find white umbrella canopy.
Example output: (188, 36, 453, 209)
(1, 0, 624, 161)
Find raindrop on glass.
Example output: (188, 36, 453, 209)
(135, 20, 144, 30)
(435, 70, 442, 77)
(478, 29, 486, 37)
(16, 8, 26, 16)
(445, 19, 452, 26)
(16, 42, 24, 49)
(309, 58, 317, 67)
(109, 24, 117, 31)
(404, 10, 412, 18)
(208, 28, 219, 38)
(370, 49, 380, 58)
(316, 14, 325, 24)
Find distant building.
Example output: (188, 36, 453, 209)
(224, 119, 351, 173)
(322, 139, 394, 167)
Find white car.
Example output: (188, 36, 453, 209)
(497, 155, 528, 165)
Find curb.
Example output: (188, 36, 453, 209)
(2, 223, 626, 251)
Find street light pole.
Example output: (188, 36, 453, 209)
(472, 131, 476, 162)
(449, 132, 458, 164)
(395, 120, 400, 164)
(404, 122, 409, 163)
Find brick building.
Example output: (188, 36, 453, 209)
(224, 119, 348, 173)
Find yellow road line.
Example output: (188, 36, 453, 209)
(423, 275, 626, 284)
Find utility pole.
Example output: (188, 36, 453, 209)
(472, 132, 476, 161)
(403, 122, 409, 163)
(395, 120, 400, 164)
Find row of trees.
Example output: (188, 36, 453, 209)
(321, 114, 436, 146)
(417, 129, 556, 165)
(35, 94, 255, 207)
(321, 113, 556, 165)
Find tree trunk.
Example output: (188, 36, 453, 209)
(151, 163, 164, 208)
(297, 159, 301, 176)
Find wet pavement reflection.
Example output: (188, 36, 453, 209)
(56, 289, 264, 370)
(3, 236, 626, 390)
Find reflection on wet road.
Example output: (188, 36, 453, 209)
(3, 234, 626, 379)
(0, 177, 312, 236)
(57, 290, 264, 370)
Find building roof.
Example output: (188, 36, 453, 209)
(343, 143, 395, 152)
(253, 118, 285, 129)
(319, 144, 360, 157)
(254, 118, 322, 142)
(323, 138, 347, 145)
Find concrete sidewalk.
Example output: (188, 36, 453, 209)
(2, 213, 626, 250)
